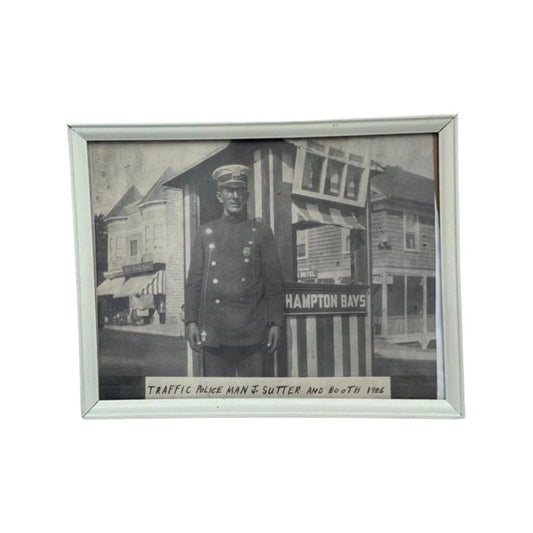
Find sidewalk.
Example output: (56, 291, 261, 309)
(374, 337, 436, 361)
(105, 322, 184, 337)
(104, 325, 435, 359)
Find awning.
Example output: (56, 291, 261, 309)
(291, 198, 365, 230)
(115, 270, 166, 298)
(96, 277, 125, 296)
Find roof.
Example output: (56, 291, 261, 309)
(371, 166, 435, 206)
(139, 166, 178, 205)
(163, 139, 295, 188)
(162, 143, 232, 188)
(106, 186, 143, 218)
(106, 167, 179, 220)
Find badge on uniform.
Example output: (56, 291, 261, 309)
(243, 247, 251, 257)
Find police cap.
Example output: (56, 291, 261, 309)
(212, 164, 251, 188)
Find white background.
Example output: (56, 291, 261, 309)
(2, 1, 531, 532)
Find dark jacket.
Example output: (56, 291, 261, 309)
(185, 215, 284, 347)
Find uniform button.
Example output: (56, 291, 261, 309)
(208, 243, 215, 250)
(244, 258, 250, 263)
(215, 299, 221, 304)
(211, 261, 216, 266)
(241, 277, 246, 282)
(212, 278, 219, 284)
(248, 241, 253, 245)
(205, 228, 212, 235)
(252, 228, 257, 232)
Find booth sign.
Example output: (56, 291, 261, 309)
(284, 284, 367, 316)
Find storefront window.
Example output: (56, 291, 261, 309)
(130, 239, 138, 256)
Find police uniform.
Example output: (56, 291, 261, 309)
(184, 164, 284, 376)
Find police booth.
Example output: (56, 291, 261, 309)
(164, 138, 376, 377)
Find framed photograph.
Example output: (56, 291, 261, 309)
(69, 116, 463, 419)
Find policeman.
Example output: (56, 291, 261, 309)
(184, 164, 284, 377)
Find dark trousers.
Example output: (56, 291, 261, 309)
(203, 344, 267, 377)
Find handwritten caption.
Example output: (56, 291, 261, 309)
(145, 377, 391, 399)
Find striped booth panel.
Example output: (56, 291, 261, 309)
(284, 314, 370, 377)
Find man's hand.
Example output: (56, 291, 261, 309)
(185, 322, 203, 352)
(266, 325, 282, 353)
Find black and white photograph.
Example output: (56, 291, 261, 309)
(88, 132, 444, 403)
(6, 1, 533, 532)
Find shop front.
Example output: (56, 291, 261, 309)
(164, 139, 375, 377)
(96, 262, 166, 326)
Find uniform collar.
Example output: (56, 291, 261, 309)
(220, 213, 247, 224)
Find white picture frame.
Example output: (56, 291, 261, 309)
(69, 115, 463, 419)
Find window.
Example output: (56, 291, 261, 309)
(296, 229, 307, 259)
(116, 237, 124, 258)
(341, 227, 351, 254)
(109, 237, 114, 258)
(404, 213, 419, 251)
(324, 158, 343, 196)
(344, 165, 363, 200)
(154, 224, 164, 250)
(293, 141, 371, 207)
(302, 152, 324, 191)
(130, 239, 138, 256)
(144, 226, 151, 251)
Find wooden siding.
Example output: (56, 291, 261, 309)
(297, 225, 351, 276)
(372, 208, 436, 271)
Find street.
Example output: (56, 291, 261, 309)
(98, 328, 437, 400)
(98, 328, 187, 399)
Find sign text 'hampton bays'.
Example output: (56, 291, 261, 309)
(283, 285, 368, 315)
(145, 377, 390, 399)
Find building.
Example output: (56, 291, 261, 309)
(95, 167, 186, 335)
(370, 167, 437, 348)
